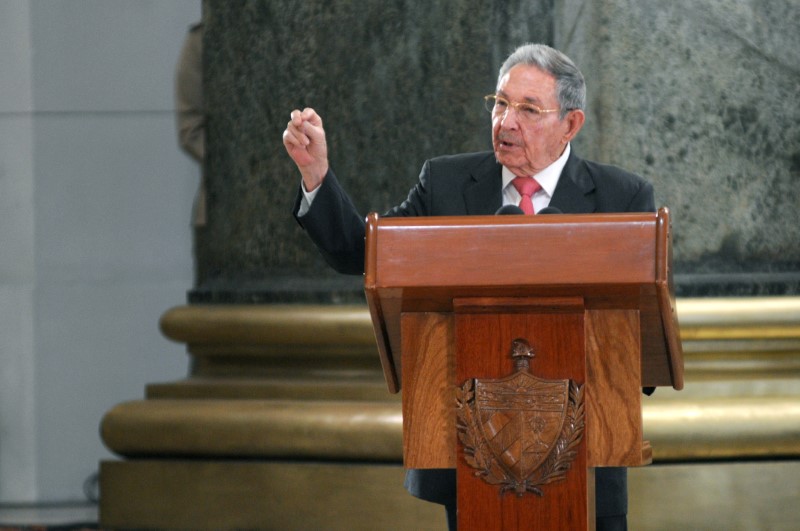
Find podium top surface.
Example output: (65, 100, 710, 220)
(364, 209, 684, 393)
(367, 212, 657, 290)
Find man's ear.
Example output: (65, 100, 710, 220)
(563, 109, 586, 143)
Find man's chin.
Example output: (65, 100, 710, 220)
(494, 152, 519, 169)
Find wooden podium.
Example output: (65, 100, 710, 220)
(364, 208, 683, 530)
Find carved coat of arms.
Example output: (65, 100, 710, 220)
(456, 338, 585, 497)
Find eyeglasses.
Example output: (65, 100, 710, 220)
(484, 94, 560, 123)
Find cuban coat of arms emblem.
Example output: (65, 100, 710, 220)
(456, 338, 585, 496)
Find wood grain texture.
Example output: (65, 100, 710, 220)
(401, 312, 455, 468)
(372, 214, 657, 288)
(585, 309, 646, 466)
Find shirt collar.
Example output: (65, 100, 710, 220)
(501, 143, 571, 198)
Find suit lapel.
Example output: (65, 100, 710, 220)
(549, 151, 596, 214)
(463, 155, 503, 215)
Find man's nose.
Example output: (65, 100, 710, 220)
(499, 107, 520, 128)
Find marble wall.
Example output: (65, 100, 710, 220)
(196, 0, 799, 302)
(560, 0, 800, 295)
(0, 0, 200, 503)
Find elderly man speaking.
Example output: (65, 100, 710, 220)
(283, 43, 654, 531)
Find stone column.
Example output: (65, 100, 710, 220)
(556, 0, 800, 296)
(194, 0, 554, 303)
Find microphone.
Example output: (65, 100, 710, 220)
(495, 205, 524, 215)
(537, 206, 563, 215)
(495, 205, 563, 215)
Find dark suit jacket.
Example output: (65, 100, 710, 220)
(293, 149, 655, 518)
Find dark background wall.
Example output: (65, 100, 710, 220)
(193, 0, 800, 303)
(562, 0, 800, 296)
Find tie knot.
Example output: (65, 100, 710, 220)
(511, 177, 542, 197)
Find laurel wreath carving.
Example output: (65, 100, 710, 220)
(456, 379, 585, 497)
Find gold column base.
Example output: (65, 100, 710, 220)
(99, 298, 800, 530)
(100, 460, 443, 531)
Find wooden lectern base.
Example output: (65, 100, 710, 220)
(398, 298, 652, 531)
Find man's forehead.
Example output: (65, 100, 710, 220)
(497, 64, 557, 103)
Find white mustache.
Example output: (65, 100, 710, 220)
(496, 131, 521, 145)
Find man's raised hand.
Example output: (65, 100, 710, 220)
(283, 108, 329, 192)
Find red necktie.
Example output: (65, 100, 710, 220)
(511, 177, 542, 215)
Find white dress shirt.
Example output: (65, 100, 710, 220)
(501, 143, 570, 213)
